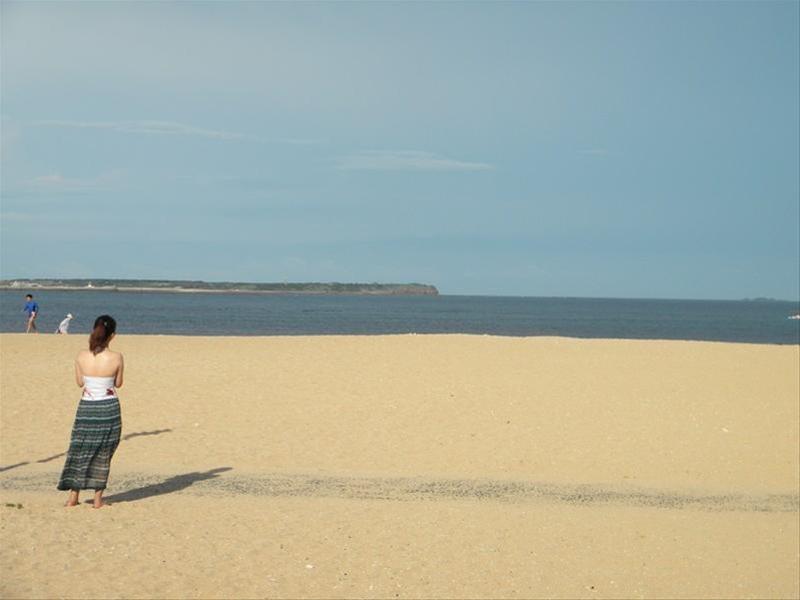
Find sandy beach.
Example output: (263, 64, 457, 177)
(1, 333, 798, 599)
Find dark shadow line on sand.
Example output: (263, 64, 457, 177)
(120, 429, 173, 442)
(0, 462, 29, 473)
(215, 474, 799, 513)
(0, 429, 174, 473)
(2, 469, 797, 513)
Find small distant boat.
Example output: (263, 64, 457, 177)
(789, 314, 800, 320)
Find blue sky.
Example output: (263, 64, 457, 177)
(1, 1, 798, 299)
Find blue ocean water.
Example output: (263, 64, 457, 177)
(1, 290, 798, 344)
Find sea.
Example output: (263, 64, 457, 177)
(1, 290, 798, 345)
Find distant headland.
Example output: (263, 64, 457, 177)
(0, 278, 439, 296)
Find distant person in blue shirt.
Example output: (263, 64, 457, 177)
(23, 294, 39, 333)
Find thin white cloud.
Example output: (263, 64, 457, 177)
(36, 119, 252, 141)
(34, 120, 326, 145)
(279, 138, 327, 146)
(337, 150, 493, 172)
(26, 169, 125, 192)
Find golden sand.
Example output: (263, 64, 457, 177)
(1, 334, 798, 599)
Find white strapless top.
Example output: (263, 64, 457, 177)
(82, 375, 117, 401)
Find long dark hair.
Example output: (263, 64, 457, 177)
(89, 315, 117, 355)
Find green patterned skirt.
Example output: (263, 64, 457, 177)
(57, 398, 122, 491)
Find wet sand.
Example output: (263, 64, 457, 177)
(1, 334, 798, 598)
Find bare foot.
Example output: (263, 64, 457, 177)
(92, 490, 107, 509)
(64, 491, 79, 507)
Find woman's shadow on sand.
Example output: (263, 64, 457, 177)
(99, 467, 232, 504)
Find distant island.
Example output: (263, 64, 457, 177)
(0, 278, 439, 296)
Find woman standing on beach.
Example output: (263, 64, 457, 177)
(58, 315, 124, 508)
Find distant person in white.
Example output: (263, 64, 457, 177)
(56, 313, 74, 334)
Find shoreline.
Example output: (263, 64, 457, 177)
(0, 285, 438, 296)
(1, 331, 797, 347)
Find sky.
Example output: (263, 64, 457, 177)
(1, 1, 798, 299)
